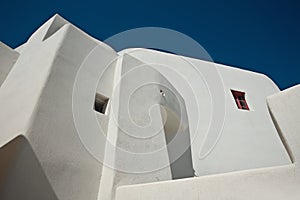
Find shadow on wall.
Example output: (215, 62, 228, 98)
(159, 87, 195, 179)
(0, 136, 58, 200)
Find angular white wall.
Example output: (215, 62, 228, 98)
(0, 14, 298, 200)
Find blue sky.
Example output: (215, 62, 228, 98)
(1, 0, 299, 89)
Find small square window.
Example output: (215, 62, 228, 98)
(94, 93, 109, 114)
(231, 90, 249, 110)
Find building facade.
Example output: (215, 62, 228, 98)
(0, 14, 299, 200)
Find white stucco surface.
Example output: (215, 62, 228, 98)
(118, 49, 291, 176)
(115, 84, 300, 200)
(0, 14, 299, 200)
(0, 42, 19, 86)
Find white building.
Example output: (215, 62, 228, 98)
(0, 14, 299, 200)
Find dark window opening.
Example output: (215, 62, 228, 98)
(231, 90, 249, 110)
(94, 93, 109, 114)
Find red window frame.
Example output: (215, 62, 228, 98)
(231, 90, 249, 110)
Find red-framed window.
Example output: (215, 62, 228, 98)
(231, 90, 249, 110)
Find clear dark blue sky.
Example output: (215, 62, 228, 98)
(1, 0, 299, 89)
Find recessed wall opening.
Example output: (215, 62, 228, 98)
(161, 106, 194, 180)
(231, 90, 249, 110)
(94, 93, 109, 114)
